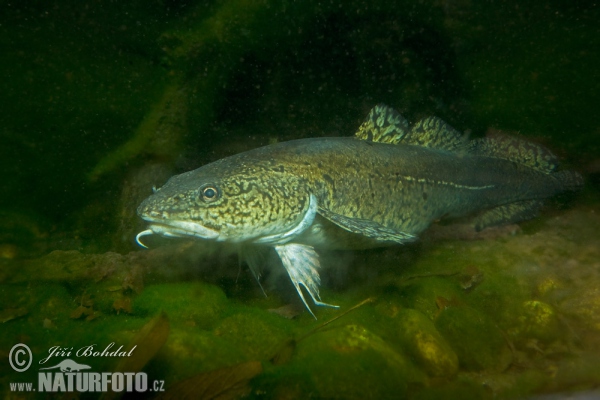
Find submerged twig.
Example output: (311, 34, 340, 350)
(271, 297, 375, 365)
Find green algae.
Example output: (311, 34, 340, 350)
(152, 327, 248, 382)
(435, 305, 512, 372)
(393, 308, 459, 378)
(2, 207, 600, 398)
(411, 380, 490, 400)
(1, 0, 599, 398)
(132, 282, 229, 329)
(509, 300, 561, 344)
(0, 280, 151, 387)
(2, 205, 600, 399)
(394, 276, 466, 321)
(88, 84, 188, 181)
(273, 323, 426, 399)
(212, 312, 291, 360)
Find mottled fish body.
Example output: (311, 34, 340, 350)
(136, 105, 582, 316)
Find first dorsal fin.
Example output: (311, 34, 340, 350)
(354, 104, 410, 144)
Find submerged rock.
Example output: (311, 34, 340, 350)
(435, 305, 512, 372)
(394, 308, 459, 377)
(509, 300, 561, 344)
(286, 323, 427, 399)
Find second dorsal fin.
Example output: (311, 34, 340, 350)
(355, 104, 467, 152)
(469, 132, 559, 173)
(404, 116, 468, 152)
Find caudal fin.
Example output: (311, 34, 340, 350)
(469, 132, 583, 230)
(552, 169, 584, 192)
(472, 131, 584, 192)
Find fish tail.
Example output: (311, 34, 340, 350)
(468, 132, 583, 231)
(472, 132, 584, 192)
(552, 169, 584, 192)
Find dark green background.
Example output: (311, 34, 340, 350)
(1, 0, 597, 253)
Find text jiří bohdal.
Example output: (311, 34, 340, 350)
(39, 343, 136, 365)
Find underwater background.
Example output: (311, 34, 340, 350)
(1, 0, 599, 398)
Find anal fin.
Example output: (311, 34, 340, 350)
(473, 200, 543, 231)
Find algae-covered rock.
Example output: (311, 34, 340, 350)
(0, 281, 74, 332)
(0, 210, 50, 258)
(412, 380, 490, 400)
(559, 284, 600, 333)
(393, 308, 459, 378)
(277, 324, 426, 399)
(435, 305, 512, 372)
(133, 282, 229, 329)
(156, 327, 247, 383)
(395, 276, 465, 320)
(509, 300, 561, 344)
(156, 360, 263, 400)
(212, 312, 290, 360)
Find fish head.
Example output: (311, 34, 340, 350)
(136, 158, 317, 246)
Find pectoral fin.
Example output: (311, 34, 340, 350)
(318, 207, 416, 244)
(274, 243, 339, 318)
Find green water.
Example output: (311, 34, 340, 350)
(1, 1, 599, 399)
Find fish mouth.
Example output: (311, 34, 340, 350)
(135, 217, 219, 248)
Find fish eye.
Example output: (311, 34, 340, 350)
(200, 185, 220, 202)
